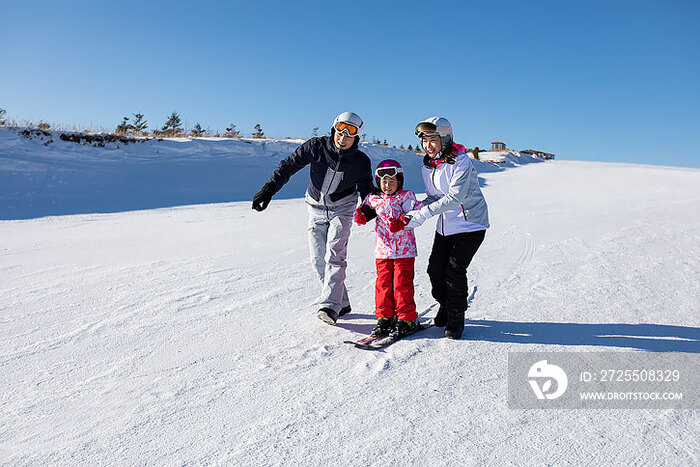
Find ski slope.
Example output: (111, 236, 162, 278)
(1, 129, 699, 465)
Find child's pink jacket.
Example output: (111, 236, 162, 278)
(360, 189, 422, 259)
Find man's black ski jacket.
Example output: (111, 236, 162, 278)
(266, 136, 373, 203)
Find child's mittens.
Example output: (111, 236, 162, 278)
(354, 208, 367, 225)
(389, 216, 410, 233)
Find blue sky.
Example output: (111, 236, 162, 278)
(2, 0, 699, 168)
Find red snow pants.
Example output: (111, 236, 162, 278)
(375, 257, 417, 321)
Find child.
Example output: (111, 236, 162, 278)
(353, 159, 422, 339)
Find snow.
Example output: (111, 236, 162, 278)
(0, 127, 544, 220)
(477, 150, 508, 163)
(1, 127, 699, 465)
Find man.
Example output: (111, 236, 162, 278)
(252, 112, 374, 325)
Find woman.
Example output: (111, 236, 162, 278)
(406, 117, 489, 339)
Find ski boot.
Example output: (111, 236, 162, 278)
(339, 305, 352, 317)
(444, 308, 465, 339)
(389, 319, 422, 340)
(317, 307, 338, 325)
(370, 317, 396, 337)
(433, 303, 447, 327)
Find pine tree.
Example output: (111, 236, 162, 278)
(399, 144, 405, 150)
(191, 123, 205, 137)
(115, 116, 132, 135)
(312, 127, 319, 137)
(131, 113, 148, 136)
(252, 124, 265, 139)
(160, 111, 183, 137)
(225, 123, 241, 138)
(407, 144, 413, 152)
(383, 139, 388, 146)
(0, 108, 7, 126)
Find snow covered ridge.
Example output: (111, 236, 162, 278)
(0, 126, 544, 220)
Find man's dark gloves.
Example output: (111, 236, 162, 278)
(252, 182, 276, 211)
(359, 204, 377, 222)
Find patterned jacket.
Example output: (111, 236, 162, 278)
(360, 189, 422, 259)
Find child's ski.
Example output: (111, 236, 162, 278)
(353, 322, 433, 350)
(343, 331, 390, 346)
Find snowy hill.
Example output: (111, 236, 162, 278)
(1, 127, 699, 465)
(0, 127, 544, 220)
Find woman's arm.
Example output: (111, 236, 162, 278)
(406, 156, 478, 227)
(401, 191, 422, 213)
(425, 157, 477, 215)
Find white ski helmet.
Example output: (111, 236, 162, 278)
(415, 116, 453, 149)
(332, 111, 364, 138)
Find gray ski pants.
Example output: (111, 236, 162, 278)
(306, 199, 354, 312)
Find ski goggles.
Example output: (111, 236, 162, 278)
(375, 166, 403, 178)
(415, 122, 439, 138)
(334, 121, 359, 136)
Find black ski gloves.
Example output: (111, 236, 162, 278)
(252, 182, 276, 211)
(359, 204, 377, 222)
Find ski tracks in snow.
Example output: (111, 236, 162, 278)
(2, 163, 699, 465)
